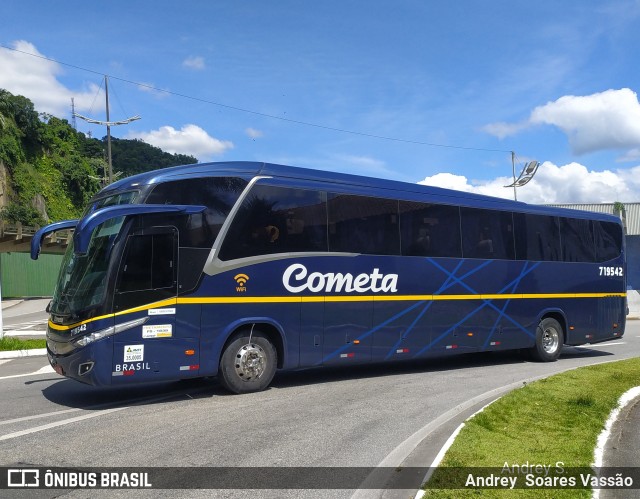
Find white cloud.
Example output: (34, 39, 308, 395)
(182, 56, 205, 70)
(245, 127, 264, 139)
(531, 89, 640, 153)
(483, 88, 640, 154)
(0, 40, 99, 116)
(128, 124, 233, 160)
(418, 161, 640, 204)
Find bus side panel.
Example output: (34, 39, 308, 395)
(322, 300, 373, 365)
(199, 302, 300, 377)
(110, 306, 201, 383)
(371, 299, 430, 362)
(299, 302, 324, 367)
(595, 295, 625, 342)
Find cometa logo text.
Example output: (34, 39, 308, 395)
(283, 263, 398, 294)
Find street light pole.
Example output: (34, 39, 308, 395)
(511, 151, 517, 201)
(105, 76, 113, 184)
(74, 75, 140, 185)
(505, 154, 541, 200)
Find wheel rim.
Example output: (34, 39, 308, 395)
(234, 343, 267, 382)
(542, 325, 560, 354)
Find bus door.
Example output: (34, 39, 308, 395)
(111, 223, 197, 382)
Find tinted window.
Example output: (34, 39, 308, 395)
(399, 201, 461, 257)
(560, 218, 595, 262)
(219, 185, 328, 260)
(115, 230, 177, 310)
(84, 191, 139, 217)
(118, 233, 175, 292)
(593, 220, 622, 262)
(146, 177, 247, 248)
(513, 213, 561, 261)
(328, 194, 400, 255)
(461, 208, 515, 260)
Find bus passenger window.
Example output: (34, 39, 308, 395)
(513, 213, 561, 261)
(146, 177, 248, 248)
(593, 220, 622, 262)
(399, 201, 462, 257)
(560, 218, 595, 262)
(219, 185, 328, 260)
(461, 208, 515, 260)
(328, 194, 400, 255)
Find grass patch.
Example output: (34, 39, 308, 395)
(0, 336, 46, 351)
(423, 357, 640, 498)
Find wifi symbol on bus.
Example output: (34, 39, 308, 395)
(234, 273, 249, 292)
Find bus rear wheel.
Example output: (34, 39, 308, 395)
(530, 317, 563, 362)
(219, 329, 277, 394)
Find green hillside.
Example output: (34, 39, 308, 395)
(0, 89, 197, 226)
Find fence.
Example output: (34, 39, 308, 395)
(0, 252, 63, 298)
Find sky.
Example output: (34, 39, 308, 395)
(2, 0, 640, 204)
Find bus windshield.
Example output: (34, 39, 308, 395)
(50, 217, 125, 320)
(82, 190, 139, 218)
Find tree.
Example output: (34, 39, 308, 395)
(0, 88, 201, 225)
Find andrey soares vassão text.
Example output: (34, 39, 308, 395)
(462, 462, 634, 490)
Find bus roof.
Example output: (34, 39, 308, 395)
(97, 161, 621, 224)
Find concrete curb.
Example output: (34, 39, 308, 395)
(0, 299, 24, 310)
(0, 348, 47, 359)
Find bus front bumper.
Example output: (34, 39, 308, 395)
(47, 337, 114, 386)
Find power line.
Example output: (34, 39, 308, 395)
(1, 42, 513, 154)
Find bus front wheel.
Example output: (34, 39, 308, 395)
(219, 329, 277, 394)
(530, 317, 563, 362)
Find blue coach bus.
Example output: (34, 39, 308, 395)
(31, 161, 626, 393)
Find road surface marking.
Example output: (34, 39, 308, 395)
(0, 408, 82, 426)
(0, 365, 54, 381)
(575, 342, 626, 348)
(0, 407, 129, 442)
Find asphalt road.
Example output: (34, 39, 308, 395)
(1, 298, 49, 338)
(0, 309, 638, 498)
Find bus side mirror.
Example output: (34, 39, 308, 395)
(30, 219, 79, 260)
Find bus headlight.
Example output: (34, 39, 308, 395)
(71, 317, 149, 348)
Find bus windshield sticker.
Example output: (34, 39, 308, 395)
(142, 325, 173, 339)
(124, 345, 144, 362)
(148, 308, 176, 316)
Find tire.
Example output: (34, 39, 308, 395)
(218, 330, 277, 394)
(529, 317, 564, 362)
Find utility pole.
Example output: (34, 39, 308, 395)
(74, 75, 140, 184)
(71, 98, 77, 130)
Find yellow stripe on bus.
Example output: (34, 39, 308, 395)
(46, 292, 626, 332)
(47, 298, 178, 331)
